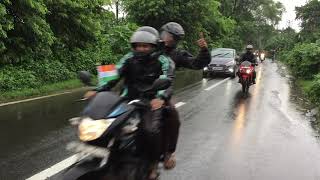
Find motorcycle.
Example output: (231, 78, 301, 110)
(238, 61, 255, 94)
(59, 71, 171, 180)
(260, 52, 265, 62)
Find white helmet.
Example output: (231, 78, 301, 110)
(130, 31, 158, 45)
(246, 44, 254, 49)
(136, 26, 160, 41)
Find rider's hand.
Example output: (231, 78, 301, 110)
(84, 91, 97, 99)
(197, 32, 208, 50)
(150, 98, 165, 110)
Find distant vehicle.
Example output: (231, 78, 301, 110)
(260, 52, 266, 62)
(203, 48, 238, 78)
(238, 61, 256, 95)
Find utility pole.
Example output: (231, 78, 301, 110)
(115, 0, 119, 21)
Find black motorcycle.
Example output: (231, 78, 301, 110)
(60, 71, 171, 180)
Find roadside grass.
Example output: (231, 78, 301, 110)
(0, 79, 84, 104)
(297, 79, 314, 94)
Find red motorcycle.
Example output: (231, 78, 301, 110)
(238, 61, 255, 94)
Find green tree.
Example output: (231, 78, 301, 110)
(1, 0, 55, 65)
(0, 0, 14, 54)
(121, 0, 235, 52)
(219, 0, 284, 49)
(45, 0, 112, 49)
(296, 0, 320, 42)
(265, 27, 297, 51)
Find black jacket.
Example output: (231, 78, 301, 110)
(240, 52, 257, 64)
(96, 52, 175, 101)
(165, 48, 211, 69)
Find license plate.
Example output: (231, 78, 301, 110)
(212, 67, 223, 70)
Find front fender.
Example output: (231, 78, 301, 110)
(59, 157, 104, 180)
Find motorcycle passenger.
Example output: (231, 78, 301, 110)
(84, 26, 175, 180)
(159, 22, 210, 169)
(238, 44, 257, 84)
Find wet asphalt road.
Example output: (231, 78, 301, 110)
(162, 61, 320, 180)
(2, 60, 320, 179)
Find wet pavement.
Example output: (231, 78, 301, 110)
(2, 61, 320, 179)
(162, 60, 320, 180)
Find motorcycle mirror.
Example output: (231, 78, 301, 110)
(78, 71, 93, 86)
(150, 78, 171, 91)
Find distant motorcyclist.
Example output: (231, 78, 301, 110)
(238, 44, 257, 84)
(84, 26, 175, 180)
(159, 22, 211, 170)
(271, 49, 276, 62)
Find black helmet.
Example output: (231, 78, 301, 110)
(137, 26, 160, 41)
(160, 22, 185, 40)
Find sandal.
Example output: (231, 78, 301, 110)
(164, 153, 176, 170)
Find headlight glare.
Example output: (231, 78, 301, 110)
(78, 117, 115, 141)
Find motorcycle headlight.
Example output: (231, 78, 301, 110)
(203, 67, 208, 71)
(246, 69, 251, 74)
(78, 117, 115, 141)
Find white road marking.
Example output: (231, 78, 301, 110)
(26, 154, 79, 180)
(0, 92, 72, 107)
(175, 102, 186, 108)
(204, 77, 231, 91)
(26, 101, 187, 180)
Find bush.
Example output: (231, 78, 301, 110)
(29, 60, 75, 83)
(286, 43, 320, 79)
(0, 66, 41, 91)
(307, 74, 320, 105)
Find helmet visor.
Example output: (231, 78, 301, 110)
(160, 31, 178, 48)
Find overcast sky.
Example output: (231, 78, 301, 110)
(275, 0, 308, 31)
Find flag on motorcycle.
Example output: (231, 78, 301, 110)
(97, 65, 119, 86)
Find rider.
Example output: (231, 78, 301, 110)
(271, 49, 276, 62)
(84, 27, 175, 180)
(159, 22, 210, 169)
(238, 44, 257, 84)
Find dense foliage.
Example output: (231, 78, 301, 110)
(0, 0, 136, 92)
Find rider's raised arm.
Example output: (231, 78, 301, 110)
(174, 48, 210, 69)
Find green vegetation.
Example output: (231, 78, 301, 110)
(1, 0, 284, 101)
